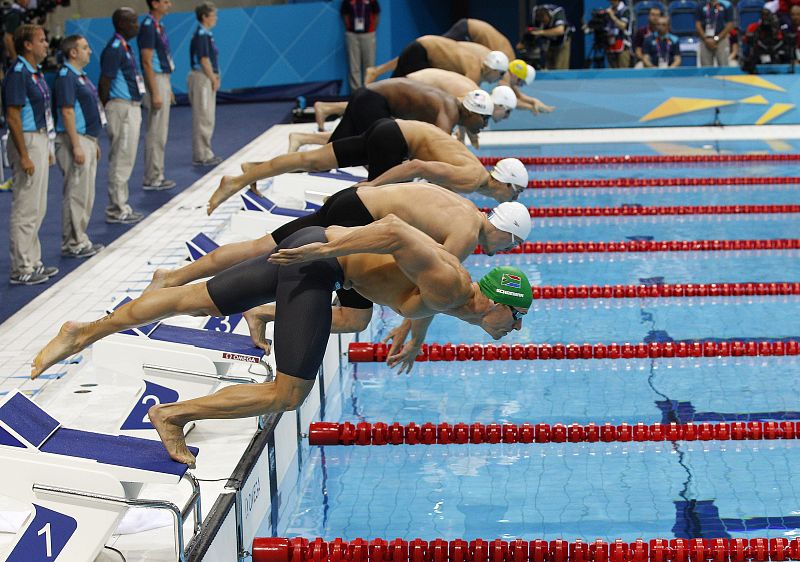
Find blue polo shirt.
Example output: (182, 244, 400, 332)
(190, 25, 219, 73)
(100, 34, 144, 102)
(54, 63, 103, 138)
(2, 56, 51, 132)
(694, 0, 733, 35)
(643, 33, 681, 65)
(138, 13, 173, 74)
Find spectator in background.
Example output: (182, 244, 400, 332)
(54, 35, 105, 259)
(634, 6, 663, 67)
(99, 7, 145, 225)
(139, 0, 176, 191)
(3, 24, 56, 285)
(728, 27, 740, 65)
(641, 16, 682, 67)
(341, 0, 380, 90)
(779, 5, 800, 61)
(605, 0, 633, 67)
(743, 1, 789, 71)
(2, 0, 28, 63)
(189, 1, 221, 167)
(695, 0, 734, 66)
(529, 4, 571, 69)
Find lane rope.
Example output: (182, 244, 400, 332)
(525, 177, 800, 189)
(253, 537, 800, 562)
(308, 419, 798, 446)
(348, 340, 800, 363)
(503, 204, 800, 218)
(473, 239, 800, 255)
(479, 153, 800, 166)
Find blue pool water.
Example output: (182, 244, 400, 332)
(271, 140, 800, 543)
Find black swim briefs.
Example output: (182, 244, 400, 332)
(331, 118, 409, 181)
(329, 87, 392, 143)
(391, 40, 431, 78)
(442, 18, 471, 41)
(270, 186, 375, 310)
(206, 227, 345, 380)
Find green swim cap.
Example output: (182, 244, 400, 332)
(477, 266, 532, 309)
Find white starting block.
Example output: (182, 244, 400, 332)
(229, 168, 364, 236)
(0, 391, 202, 561)
(89, 297, 272, 437)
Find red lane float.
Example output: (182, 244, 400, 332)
(513, 204, 800, 217)
(525, 176, 800, 189)
(308, 419, 799, 446)
(473, 238, 800, 254)
(254, 537, 800, 562)
(530, 282, 800, 300)
(348, 340, 800, 363)
(478, 153, 800, 166)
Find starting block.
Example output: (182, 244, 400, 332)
(230, 190, 320, 237)
(0, 391, 202, 561)
(89, 297, 272, 436)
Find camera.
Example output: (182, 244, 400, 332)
(22, 0, 70, 24)
(519, 26, 545, 68)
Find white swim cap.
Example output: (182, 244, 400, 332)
(524, 64, 536, 84)
(488, 201, 532, 241)
(508, 59, 536, 85)
(483, 50, 509, 72)
(490, 158, 529, 190)
(491, 85, 517, 109)
(462, 89, 494, 116)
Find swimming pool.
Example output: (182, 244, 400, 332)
(260, 140, 800, 546)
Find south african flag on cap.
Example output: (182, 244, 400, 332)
(478, 266, 532, 309)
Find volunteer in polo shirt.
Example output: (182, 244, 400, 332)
(54, 34, 106, 260)
(3, 24, 57, 286)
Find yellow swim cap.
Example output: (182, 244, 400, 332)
(509, 59, 535, 85)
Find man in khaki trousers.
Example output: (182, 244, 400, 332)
(189, 1, 221, 166)
(99, 7, 145, 224)
(3, 24, 57, 285)
(54, 35, 105, 259)
(139, 0, 176, 190)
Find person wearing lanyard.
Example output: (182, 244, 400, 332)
(53, 35, 105, 260)
(694, 0, 734, 67)
(98, 8, 145, 225)
(189, 2, 221, 167)
(341, 0, 380, 90)
(139, 0, 176, 191)
(3, 24, 57, 286)
(642, 17, 682, 68)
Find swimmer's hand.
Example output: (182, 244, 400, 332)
(268, 242, 328, 265)
(382, 319, 420, 374)
(531, 98, 555, 115)
(243, 305, 274, 354)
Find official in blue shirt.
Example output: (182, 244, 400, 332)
(54, 35, 106, 259)
(139, 0, 176, 190)
(694, 0, 734, 66)
(98, 7, 145, 225)
(642, 17, 682, 67)
(2, 24, 57, 285)
(188, 2, 222, 166)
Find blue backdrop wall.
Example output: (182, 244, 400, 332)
(66, 0, 451, 97)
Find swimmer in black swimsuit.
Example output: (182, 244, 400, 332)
(207, 118, 407, 215)
(441, 18, 471, 41)
(32, 217, 532, 466)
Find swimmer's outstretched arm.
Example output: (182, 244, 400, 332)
(510, 84, 555, 114)
(365, 159, 480, 192)
(383, 316, 435, 373)
(270, 215, 472, 311)
(207, 145, 339, 214)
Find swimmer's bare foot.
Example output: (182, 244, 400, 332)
(314, 101, 326, 132)
(207, 175, 238, 215)
(288, 132, 303, 153)
(243, 305, 274, 354)
(144, 268, 172, 293)
(148, 404, 196, 467)
(364, 66, 378, 84)
(31, 321, 86, 379)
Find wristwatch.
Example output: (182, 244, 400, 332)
(713, 35, 719, 41)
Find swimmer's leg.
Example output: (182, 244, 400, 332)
(288, 131, 332, 152)
(149, 372, 315, 465)
(146, 234, 278, 292)
(32, 283, 220, 378)
(208, 145, 338, 215)
(365, 57, 397, 84)
(314, 101, 348, 131)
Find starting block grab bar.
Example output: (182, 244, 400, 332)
(31, 471, 201, 562)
